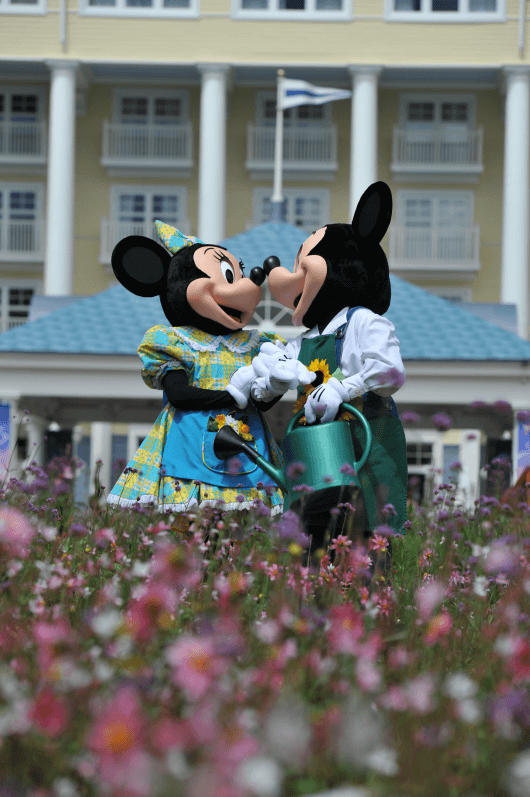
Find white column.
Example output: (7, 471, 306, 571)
(347, 66, 382, 221)
(197, 64, 230, 243)
(89, 422, 112, 500)
(44, 60, 78, 296)
(25, 415, 47, 468)
(501, 66, 530, 340)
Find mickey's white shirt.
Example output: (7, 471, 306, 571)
(281, 306, 405, 400)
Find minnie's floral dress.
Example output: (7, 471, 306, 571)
(107, 325, 286, 515)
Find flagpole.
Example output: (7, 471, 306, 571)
(270, 68, 285, 223)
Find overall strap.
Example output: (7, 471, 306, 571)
(334, 306, 363, 367)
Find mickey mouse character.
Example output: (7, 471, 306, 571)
(256, 182, 408, 578)
(107, 221, 313, 517)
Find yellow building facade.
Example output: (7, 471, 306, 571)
(1, 0, 530, 505)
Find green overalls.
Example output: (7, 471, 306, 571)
(294, 307, 408, 539)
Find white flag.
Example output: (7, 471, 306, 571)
(279, 78, 351, 110)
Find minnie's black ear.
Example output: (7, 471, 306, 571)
(111, 236, 170, 297)
(351, 181, 393, 244)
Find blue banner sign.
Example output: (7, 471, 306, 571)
(0, 403, 10, 482)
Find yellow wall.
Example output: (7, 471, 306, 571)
(0, 1, 529, 64)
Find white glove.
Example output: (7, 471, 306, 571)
(304, 377, 350, 425)
(226, 364, 256, 409)
(252, 343, 315, 396)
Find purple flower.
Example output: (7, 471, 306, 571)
(339, 462, 356, 476)
(382, 503, 397, 518)
(274, 510, 310, 548)
(70, 523, 87, 535)
(517, 410, 530, 425)
(403, 520, 412, 529)
(470, 400, 488, 409)
(432, 413, 452, 432)
(322, 475, 334, 484)
(377, 367, 406, 389)
(493, 400, 512, 415)
(292, 484, 315, 495)
(286, 461, 307, 480)
(401, 411, 420, 425)
(450, 461, 462, 471)
(229, 457, 243, 475)
(235, 494, 245, 504)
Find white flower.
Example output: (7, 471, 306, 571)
(235, 756, 284, 797)
(455, 698, 482, 724)
(473, 576, 489, 597)
(443, 672, 478, 700)
(90, 609, 122, 639)
(166, 749, 190, 780)
(495, 635, 519, 658)
(255, 619, 280, 644)
(131, 560, 151, 578)
(335, 691, 387, 770)
(42, 527, 58, 542)
(94, 660, 114, 682)
(264, 696, 311, 766)
(53, 778, 79, 797)
(502, 750, 530, 797)
(365, 745, 399, 776)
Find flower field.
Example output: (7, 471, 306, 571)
(1, 435, 530, 797)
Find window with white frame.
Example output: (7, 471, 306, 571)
(0, 88, 46, 158)
(252, 188, 330, 231)
(0, 0, 46, 13)
(83, 0, 198, 16)
(399, 93, 476, 130)
(256, 91, 331, 127)
(112, 89, 189, 125)
(395, 189, 476, 261)
(234, 0, 351, 20)
(106, 185, 188, 252)
(387, 0, 504, 20)
(0, 280, 40, 333)
(0, 183, 44, 255)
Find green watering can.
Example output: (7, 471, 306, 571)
(213, 403, 372, 511)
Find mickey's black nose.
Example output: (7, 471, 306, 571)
(249, 266, 266, 286)
(263, 256, 281, 275)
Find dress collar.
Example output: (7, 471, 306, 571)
(172, 326, 261, 353)
(304, 307, 351, 339)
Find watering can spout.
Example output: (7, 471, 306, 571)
(213, 425, 289, 495)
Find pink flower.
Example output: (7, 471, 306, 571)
(327, 605, 364, 656)
(424, 611, 453, 645)
(86, 686, 145, 757)
(368, 534, 389, 553)
(401, 411, 420, 425)
(166, 635, 227, 701)
(330, 535, 352, 553)
(0, 507, 35, 558)
(380, 685, 409, 711)
(30, 688, 69, 737)
(152, 717, 189, 751)
(355, 658, 382, 692)
(125, 583, 177, 642)
(415, 580, 445, 622)
(506, 638, 530, 681)
(405, 673, 437, 714)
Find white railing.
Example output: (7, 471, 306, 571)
(102, 121, 193, 164)
(0, 122, 47, 161)
(0, 220, 45, 260)
(392, 127, 483, 169)
(388, 225, 480, 266)
(247, 125, 338, 167)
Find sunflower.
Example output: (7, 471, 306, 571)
(293, 358, 332, 416)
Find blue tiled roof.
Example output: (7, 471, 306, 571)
(1, 221, 530, 361)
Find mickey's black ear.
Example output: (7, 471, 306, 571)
(111, 236, 170, 297)
(351, 181, 393, 244)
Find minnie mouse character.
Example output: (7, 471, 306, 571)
(107, 221, 314, 517)
(253, 182, 408, 578)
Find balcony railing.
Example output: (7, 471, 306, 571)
(100, 219, 192, 265)
(388, 225, 481, 276)
(101, 122, 193, 173)
(0, 122, 47, 164)
(0, 220, 45, 261)
(246, 125, 338, 178)
(391, 127, 483, 180)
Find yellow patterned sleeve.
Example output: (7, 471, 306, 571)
(257, 331, 288, 351)
(138, 325, 195, 390)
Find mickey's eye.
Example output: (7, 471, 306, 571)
(220, 257, 235, 284)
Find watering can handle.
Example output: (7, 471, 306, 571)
(286, 402, 372, 475)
